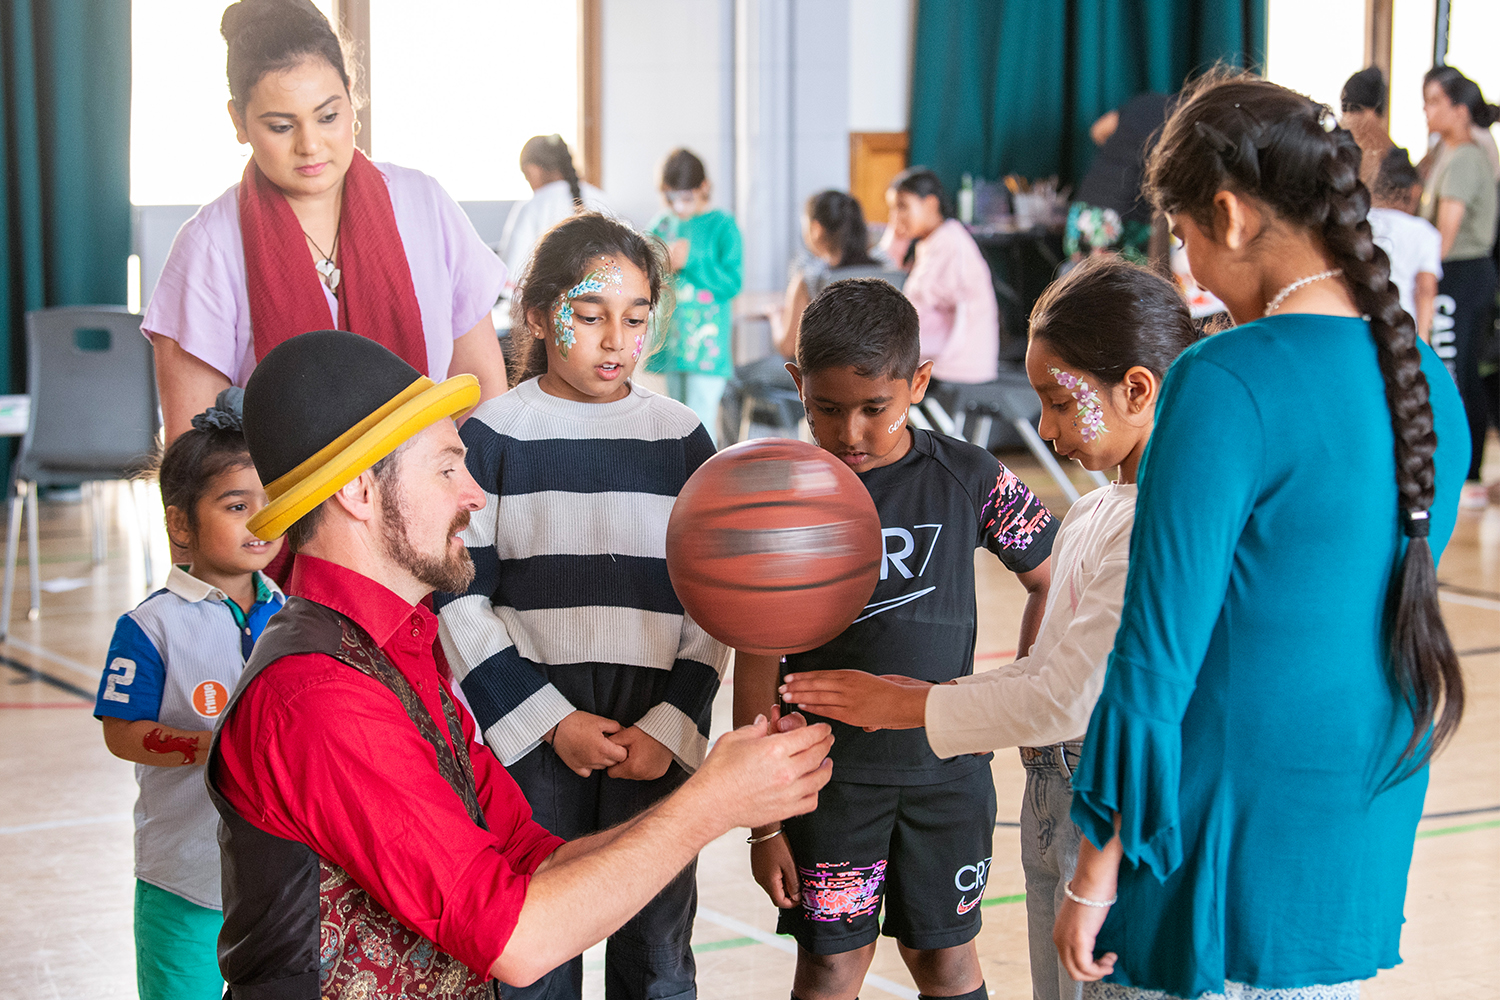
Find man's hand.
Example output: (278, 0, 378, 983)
(606, 726, 674, 781)
(779, 670, 931, 730)
(751, 832, 801, 908)
(682, 716, 833, 832)
(550, 711, 629, 777)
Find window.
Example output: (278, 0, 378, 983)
(1265, 0, 1367, 121)
(130, 0, 337, 206)
(130, 0, 577, 206)
(367, 0, 578, 202)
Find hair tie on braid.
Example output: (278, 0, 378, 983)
(1403, 509, 1431, 538)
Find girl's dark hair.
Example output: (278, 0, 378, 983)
(521, 134, 584, 209)
(1028, 254, 1200, 384)
(511, 213, 673, 384)
(661, 149, 707, 191)
(806, 191, 876, 268)
(155, 398, 253, 533)
(1146, 69, 1463, 773)
(221, 0, 353, 114)
(889, 167, 954, 220)
(1424, 66, 1499, 130)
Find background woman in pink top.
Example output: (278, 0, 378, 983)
(883, 168, 1000, 383)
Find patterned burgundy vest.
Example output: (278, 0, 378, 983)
(207, 596, 500, 999)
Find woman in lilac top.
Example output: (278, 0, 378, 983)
(147, 0, 507, 443)
(882, 168, 1000, 384)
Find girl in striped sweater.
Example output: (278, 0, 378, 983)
(436, 213, 728, 1000)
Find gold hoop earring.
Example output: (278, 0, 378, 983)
(353, 119, 363, 136)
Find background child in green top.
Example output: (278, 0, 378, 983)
(647, 147, 744, 442)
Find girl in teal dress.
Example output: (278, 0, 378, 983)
(647, 148, 743, 442)
(1054, 73, 1470, 999)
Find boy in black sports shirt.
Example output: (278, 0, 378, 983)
(734, 278, 1056, 1000)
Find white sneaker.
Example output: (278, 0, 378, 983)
(1460, 482, 1489, 510)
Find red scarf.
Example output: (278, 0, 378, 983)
(238, 150, 428, 374)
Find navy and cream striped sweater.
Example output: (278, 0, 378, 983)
(435, 377, 730, 769)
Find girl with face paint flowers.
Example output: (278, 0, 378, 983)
(436, 213, 730, 1000)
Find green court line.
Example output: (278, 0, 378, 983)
(1415, 818, 1500, 839)
(981, 892, 1027, 907)
(693, 935, 760, 953)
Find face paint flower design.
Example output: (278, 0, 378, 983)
(632, 333, 645, 360)
(552, 259, 625, 359)
(1049, 366, 1108, 442)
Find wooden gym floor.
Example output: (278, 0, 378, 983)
(1, 445, 1496, 1000)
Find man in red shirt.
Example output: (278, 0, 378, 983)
(208, 331, 833, 998)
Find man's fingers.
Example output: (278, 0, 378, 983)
(765, 721, 833, 756)
(776, 710, 808, 732)
(598, 718, 623, 735)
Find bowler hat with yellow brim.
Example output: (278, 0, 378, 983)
(243, 330, 480, 541)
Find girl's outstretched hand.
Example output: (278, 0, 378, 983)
(751, 831, 801, 908)
(778, 670, 931, 730)
(1053, 897, 1116, 982)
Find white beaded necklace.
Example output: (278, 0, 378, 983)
(1264, 268, 1342, 315)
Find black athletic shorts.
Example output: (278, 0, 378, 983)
(776, 766, 998, 955)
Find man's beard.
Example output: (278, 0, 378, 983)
(378, 481, 475, 595)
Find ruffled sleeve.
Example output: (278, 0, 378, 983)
(1070, 346, 1264, 880)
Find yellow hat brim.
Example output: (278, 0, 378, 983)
(247, 373, 481, 541)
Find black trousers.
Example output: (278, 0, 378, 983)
(1433, 256, 1499, 480)
(505, 663, 698, 1000)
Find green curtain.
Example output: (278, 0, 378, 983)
(909, 0, 1266, 195)
(0, 0, 131, 400)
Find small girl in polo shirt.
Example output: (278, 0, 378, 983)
(94, 389, 284, 1000)
(437, 213, 730, 1000)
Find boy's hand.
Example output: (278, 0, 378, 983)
(779, 670, 931, 730)
(550, 711, 629, 777)
(606, 726, 675, 781)
(751, 830, 802, 908)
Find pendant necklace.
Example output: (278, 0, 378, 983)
(303, 223, 342, 293)
(1264, 268, 1341, 315)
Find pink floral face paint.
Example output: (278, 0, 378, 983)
(632, 333, 645, 361)
(552, 259, 625, 359)
(1049, 366, 1108, 442)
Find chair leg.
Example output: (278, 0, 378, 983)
(969, 414, 995, 448)
(0, 486, 23, 640)
(26, 482, 41, 622)
(919, 398, 959, 436)
(739, 396, 754, 444)
(128, 479, 155, 592)
(1012, 417, 1081, 505)
(90, 481, 107, 566)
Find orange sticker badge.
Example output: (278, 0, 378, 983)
(192, 680, 230, 718)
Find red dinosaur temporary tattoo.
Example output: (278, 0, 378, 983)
(143, 727, 200, 764)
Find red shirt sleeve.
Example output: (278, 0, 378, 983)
(216, 653, 565, 976)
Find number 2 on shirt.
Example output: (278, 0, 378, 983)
(102, 657, 137, 703)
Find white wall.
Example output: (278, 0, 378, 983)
(847, 0, 912, 133)
(600, 0, 736, 228)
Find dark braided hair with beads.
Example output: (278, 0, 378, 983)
(1146, 70, 1462, 773)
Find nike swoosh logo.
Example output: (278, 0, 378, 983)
(956, 895, 981, 915)
(852, 587, 937, 624)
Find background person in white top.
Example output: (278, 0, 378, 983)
(1368, 147, 1442, 342)
(496, 134, 610, 321)
(780, 257, 1200, 1000)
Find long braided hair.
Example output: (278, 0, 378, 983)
(1146, 70, 1463, 772)
(520, 134, 584, 209)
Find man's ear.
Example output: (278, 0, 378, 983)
(328, 470, 378, 523)
(787, 362, 804, 395)
(909, 360, 934, 405)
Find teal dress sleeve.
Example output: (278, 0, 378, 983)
(1069, 349, 1265, 879)
(682, 212, 743, 301)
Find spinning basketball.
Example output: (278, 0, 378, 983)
(666, 438, 883, 656)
